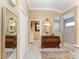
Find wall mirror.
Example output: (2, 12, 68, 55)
(43, 18, 51, 34)
(2, 8, 17, 59)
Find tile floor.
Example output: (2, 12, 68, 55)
(5, 48, 16, 59)
(26, 43, 74, 59)
(41, 50, 74, 59)
(26, 44, 41, 59)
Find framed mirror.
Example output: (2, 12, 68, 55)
(2, 8, 17, 59)
(7, 18, 17, 34)
(43, 18, 51, 34)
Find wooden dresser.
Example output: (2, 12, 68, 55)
(5, 35, 17, 48)
(41, 35, 61, 48)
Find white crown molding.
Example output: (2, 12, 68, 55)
(63, 1, 79, 13)
(30, 8, 63, 13)
(29, 4, 76, 14)
(29, 4, 77, 14)
(63, 4, 76, 13)
(28, 0, 79, 14)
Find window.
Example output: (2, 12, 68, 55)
(64, 17, 74, 27)
(66, 22, 74, 27)
(63, 12, 75, 44)
(53, 16, 60, 32)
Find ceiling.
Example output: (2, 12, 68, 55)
(27, 0, 79, 13)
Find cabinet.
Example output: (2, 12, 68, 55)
(5, 35, 17, 48)
(41, 35, 61, 48)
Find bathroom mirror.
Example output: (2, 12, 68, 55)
(2, 8, 17, 59)
(43, 18, 51, 34)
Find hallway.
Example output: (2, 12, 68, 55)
(1, 0, 79, 59)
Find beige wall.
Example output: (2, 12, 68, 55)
(76, 6, 79, 44)
(0, 0, 29, 59)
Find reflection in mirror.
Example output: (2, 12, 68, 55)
(2, 8, 17, 59)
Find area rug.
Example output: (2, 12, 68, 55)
(41, 50, 74, 59)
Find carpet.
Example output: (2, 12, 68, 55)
(41, 50, 74, 59)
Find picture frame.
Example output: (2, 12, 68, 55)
(35, 22, 40, 32)
(2, 7, 17, 59)
(2, 7, 17, 35)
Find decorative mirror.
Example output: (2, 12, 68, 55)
(43, 18, 51, 34)
(2, 8, 17, 59)
(7, 18, 16, 34)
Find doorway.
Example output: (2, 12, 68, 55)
(30, 21, 41, 46)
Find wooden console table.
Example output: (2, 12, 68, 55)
(41, 35, 61, 48)
(5, 35, 17, 48)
